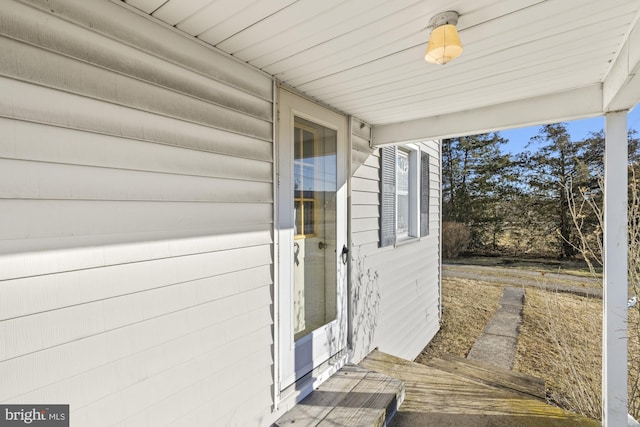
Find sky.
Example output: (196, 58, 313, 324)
(499, 107, 640, 154)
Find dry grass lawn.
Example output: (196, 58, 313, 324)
(515, 287, 640, 421)
(629, 306, 640, 418)
(415, 277, 503, 363)
(515, 288, 602, 419)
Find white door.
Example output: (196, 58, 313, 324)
(277, 89, 348, 389)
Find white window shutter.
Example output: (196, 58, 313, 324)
(420, 151, 430, 237)
(380, 146, 396, 247)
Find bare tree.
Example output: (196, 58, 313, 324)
(565, 164, 640, 419)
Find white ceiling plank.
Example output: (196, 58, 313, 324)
(265, 0, 611, 87)
(356, 71, 602, 126)
(261, 0, 471, 78)
(270, 0, 616, 87)
(371, 85, 604, 144)
(238, 0, 409, 68)
(326, 43, 611, 112)
(295, 1, 622, 96)
(318, 31, 617, 107)
(263, 0, 540, 77)
(175, 0, 257, 36)
(124, 0, 167, 14)
(215, 0, 346, 54)
(197, 0, 297, 46)
(266, 19, 429, 84)
(457, 0, 543, 28)
(361, 67, 604, 118)
(152, 0, 215, 26)
(359, 65, 607, 120)
(360, 74, 602, 125)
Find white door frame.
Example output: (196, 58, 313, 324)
(276, 88, 348, 396)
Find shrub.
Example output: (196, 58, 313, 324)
(442, 221, 471, 259)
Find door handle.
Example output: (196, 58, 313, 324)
(293, 242, 300, 266)
(341, 245, 349, 265)
(318, 241, 328, 249)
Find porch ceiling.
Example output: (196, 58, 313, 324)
(120, 0, 640, 142)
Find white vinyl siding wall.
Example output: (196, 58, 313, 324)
(0, 1, 274, 426)
(350, 117, 441, 363)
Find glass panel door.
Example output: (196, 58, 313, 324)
(277, 89, 347, 391)
(293, 117, 337, 341)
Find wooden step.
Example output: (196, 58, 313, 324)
(274, 364, 404, 427)
(426, 353, 546, 400)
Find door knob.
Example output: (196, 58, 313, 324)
(318, 241, 328, 249)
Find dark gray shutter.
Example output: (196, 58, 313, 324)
(380, 146, 396, 247)
(420, 151, 430, 237)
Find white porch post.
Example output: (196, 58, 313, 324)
(603, 110, 629, 427)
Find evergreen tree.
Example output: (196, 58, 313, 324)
(442, 132, 515, 250)
(523, 123, 590, 258)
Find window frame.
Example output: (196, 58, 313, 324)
(395, 145, 419, 241)
(379, 144, 430, 247)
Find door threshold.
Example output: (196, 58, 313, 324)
(279, 350, 348, 408)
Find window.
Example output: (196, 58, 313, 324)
(396, 149, 411, 239)
(380, 145, 430, 246)
(294, 122, 318, 237)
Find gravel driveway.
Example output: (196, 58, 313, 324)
(443, 263, 602, 298)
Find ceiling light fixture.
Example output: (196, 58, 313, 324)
(424, 11, 463, 65)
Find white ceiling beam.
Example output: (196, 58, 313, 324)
(603, 10, 640, 112)
(371, 84, 603, 146)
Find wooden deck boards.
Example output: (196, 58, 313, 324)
(275, 350, 599, 426)
(427, 353, 546, 400)
(359, 350, 600, 427)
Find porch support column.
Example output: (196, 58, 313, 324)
(603, 110, 628, 427)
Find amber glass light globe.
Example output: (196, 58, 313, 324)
(424, 24, 463, 65)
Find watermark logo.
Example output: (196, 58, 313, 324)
(0, 405, 68, 426)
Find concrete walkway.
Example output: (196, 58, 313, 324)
(467, 287, 524, 370)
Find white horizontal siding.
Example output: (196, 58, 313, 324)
(351, 191, 379, 206)
(351, 177, 380, 193)
(0, 77, 272, 160)
(0, 33, 271, 121)
(0, 63, 270, 140)
(0, 159, 272, 202)
(0, 200, 271, 242)
(352, 218, 379, 234)
(0, 224, 271, 281)
(352, 230, 380, 247)
(350, 123, 441, 362)
(0, 247, 272, 340)
(351, 204, 380, 219)
(2, 290, 271, 404)
(0, 118, 272, 177)
(1, 1, 275, 426)
(351, 122, 380, 259)
(25, 0, 273, 100)
(373, 240, 440, 358)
